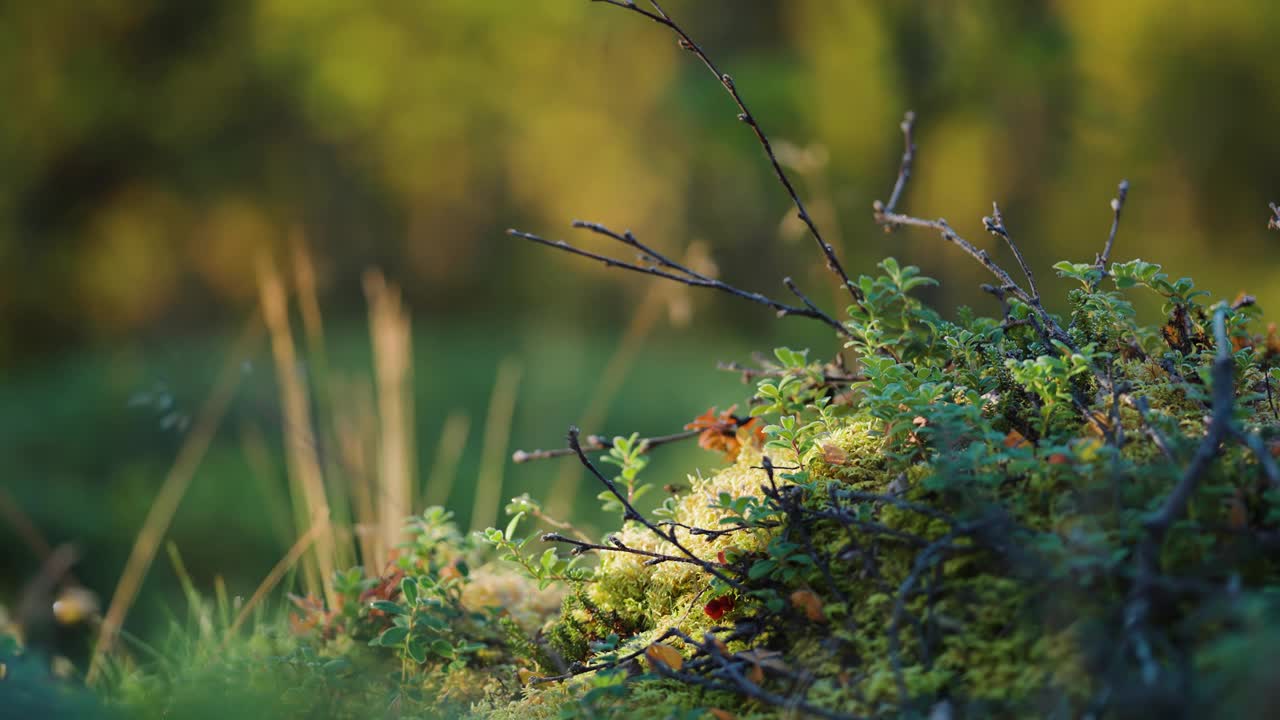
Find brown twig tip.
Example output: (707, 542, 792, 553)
(1268, 202, 1279, 231)
(982, 202, 1009, 239)
(511, 450, 530, 464)
(1094, 179, 1131, 279)
(876, 110, 918, 226)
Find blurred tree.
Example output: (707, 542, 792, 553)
(0, 0, 1276, 365)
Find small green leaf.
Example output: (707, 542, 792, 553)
(400, 577, 418, 606)
(505, 512, 525, 541)
(371, 600, 405, 615)
(372, 626, 409, 647)
(748, 559, 777, 580)
(407, 636, 429, 664)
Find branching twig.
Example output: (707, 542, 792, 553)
(567, 426, 746, 591)
(507, 226, 852, 338)
(592, 0, 863, 309)
(654, 628, 866, 720)
(530, 627, 680, 685)
(874, 210, 1073, 350)
(983, 202, 1040, 302)
(541, 532, 704, 567)
(513, 428, 699, 464)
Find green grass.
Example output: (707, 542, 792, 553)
(0, 317, 777, 646)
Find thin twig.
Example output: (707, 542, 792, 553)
(983, 202, 1040, 302)
(513, 428, 699, 464)
(878, 111, 917, 220)
(1234, 428, 1280, 488)
(592, 0, 862, 308)
(567, 426, 746, 591)
(541, 532, 703, 567)
(1094, 180, 1131, 283)
(658, 628, 866, 720)
(529, 626, 680, 685)
(507, 228, 850, 336)
(875, 210, 1073, 350)
(1141, 307, 1234, 548)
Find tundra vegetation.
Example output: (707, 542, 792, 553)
(5, 2, 1280, 718)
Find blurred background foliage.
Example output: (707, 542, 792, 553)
(2, 0, 1278, 655)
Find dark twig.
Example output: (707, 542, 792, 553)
(506, 227, 852, 338)
(1235, 428, 1280, 488)
(530, 626, 681, 684)
(784, 277, 855, 339)
(878, 111, 917, 220)
(874, 210, 1073, 350)
(512, 428, 699, 464)
(592, 0, 863, 308)
(1140, 306, 1234, 550)
(573, 220, 712, 282)
(1124, 307, 1234, 687)
(1094, 180, 1131, 283)
(541, 532, 704, 567)
(655, 629, 865, 720)
(983, 202, 1040, 302)
(567, 426, 746, 591)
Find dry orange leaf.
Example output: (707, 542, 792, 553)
(790, 589, 827, 623)
(646, 643, 684, 671)
(1003, 430, 1031, 449)
(708, 710, 737, 720)
(1047, 453, 1070, 465)
(685, 405, 765, 461)
(517, 668, 542, 685)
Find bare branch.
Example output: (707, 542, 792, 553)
(656, 629, 868, 720)
(873, 209, 1073, 349)
(507, 226, 853, 339)
(513, 428, 699, 464)
(876, 110, 917, 221)
(1095, 179, 1131, 279)
(593, 0, 863, 308)
(1141, 306, 1234, 545)
(566, 426, 746, 591)
(983, 202, 1040, 302)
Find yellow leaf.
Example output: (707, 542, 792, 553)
(645, 643, 684, 671)
(517, 668, 542, 684)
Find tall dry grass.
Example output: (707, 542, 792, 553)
(470, 359, 522, 533)
(86, 316, 262, 684)
(74, 239, 542, 679)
